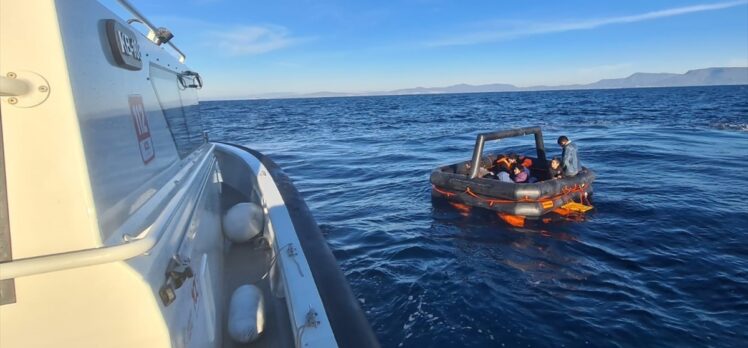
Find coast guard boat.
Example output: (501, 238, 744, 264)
(0, 1, 378, 347)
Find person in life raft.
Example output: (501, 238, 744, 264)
(557, 135, 580, 177)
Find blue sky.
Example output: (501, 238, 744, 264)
(118, 0, 747, 99)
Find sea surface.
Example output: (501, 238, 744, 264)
(201, 85, 748, 347)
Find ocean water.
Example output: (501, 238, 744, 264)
(201, 86, 748, 347)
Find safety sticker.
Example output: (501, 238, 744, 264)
(129, 95, 155, 164)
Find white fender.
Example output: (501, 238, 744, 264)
(223, 202, 264, 243)
(228, 284, 265, 343)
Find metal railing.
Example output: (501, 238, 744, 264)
(0, 148, 215, 280)
(0, 76, 30, 97)
(116, 0, 187, 63)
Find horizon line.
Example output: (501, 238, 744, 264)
(203, 84, 748, 102)
(200, 66, 748, 101)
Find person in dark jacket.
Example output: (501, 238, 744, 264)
(558, 135, 580, 176)
(549, 157, 563, 179)
(489, 153, 517, 179)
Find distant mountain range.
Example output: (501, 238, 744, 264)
(235, 67, 748, 100)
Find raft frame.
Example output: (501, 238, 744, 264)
(468, 126, 547, 179)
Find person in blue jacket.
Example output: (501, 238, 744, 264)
(557, 135, 580, 176)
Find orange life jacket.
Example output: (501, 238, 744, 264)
(494, 156, 512, 171)
(521, 157, 533, 168)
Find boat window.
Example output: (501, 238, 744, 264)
(149, 65, 204, 158)
(178, 76, 203, 151)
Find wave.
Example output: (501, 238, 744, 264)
(202, 85, 748, 347)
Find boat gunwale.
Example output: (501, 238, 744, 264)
(214, 142, 380, 348)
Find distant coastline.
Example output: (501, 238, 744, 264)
(208, 67, 748, 101)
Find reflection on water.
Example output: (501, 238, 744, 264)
(433, 201, 584, 285)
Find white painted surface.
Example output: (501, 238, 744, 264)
(1, 1, 342, 347)
(1, 1, 222, 346)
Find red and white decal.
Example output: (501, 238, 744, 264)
(129, 95, 155, 164)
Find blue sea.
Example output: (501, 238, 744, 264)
(202, 85, 748, 347)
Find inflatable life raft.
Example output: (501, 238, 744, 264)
(430, 127, 595, 219)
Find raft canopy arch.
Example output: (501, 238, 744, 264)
(468, 126, 547, 179)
